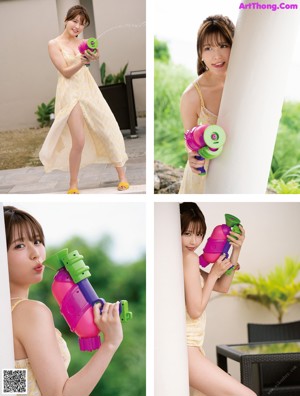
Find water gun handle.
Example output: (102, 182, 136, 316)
(195, 154, 206, 175)
(224, 225, 242, 275)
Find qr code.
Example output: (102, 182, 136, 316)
(2, 369, 27, 394)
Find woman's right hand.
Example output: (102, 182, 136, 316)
(210, 254, 233, 278)
(80, 54, 91, 66)
(93, 302, 123, 349)
(188, 151, 206, 174)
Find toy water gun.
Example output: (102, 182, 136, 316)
(184, 124, 226, 175)
(199, 214, 241, 275)
(44, 248, 132, 352)
(78, 37, 99, 67)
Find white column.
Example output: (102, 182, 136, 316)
(205, 1, 300, 194)
(0, 204, 15, 388)
(154, 203, 189, 396)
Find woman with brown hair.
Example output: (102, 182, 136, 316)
(5, 206, 123, 395)
(179, 15, 235, 194)
(39, 5, 129, 193)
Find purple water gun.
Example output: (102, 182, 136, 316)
(199, 214, 242, 275)
(44, 248, 132, 352)
(184, 124, 226, 175)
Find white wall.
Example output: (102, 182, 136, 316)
(155, 202, 300, 382)
(0, 0, 59, 131)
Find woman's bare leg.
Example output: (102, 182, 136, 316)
(188, 347, 256, 396)
(67, 103, 85, 191)
(115, 166, 129, 190)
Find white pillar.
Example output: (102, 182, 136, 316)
(154, 203, 189, 396)
(205, 1, 300, 194)
(0, 204, 15, 388)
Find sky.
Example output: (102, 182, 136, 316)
(1, 202, 146, 265)
(154, 0, 300, 101)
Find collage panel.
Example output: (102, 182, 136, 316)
(0, 201, 146, 395)
(0, 0, 146, 194)
(155, 201, 300, 395)
(154, 0, 300, 194)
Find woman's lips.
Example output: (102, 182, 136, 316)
(34, 264, 44, 273)
(212, 62, 225, 68)
(187, 246, 196, 251)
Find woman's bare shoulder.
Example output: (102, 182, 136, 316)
(183, 251, 199, 266)
(12, 300, 52, 319)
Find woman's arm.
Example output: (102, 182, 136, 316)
(184, 251, 224, 319)
(48, 40, 88, 79)
(15, 300, 122, 396)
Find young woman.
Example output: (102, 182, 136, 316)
(180, 203, 256, 396)
(179, 15, 235, 194)
(39, 5, 129, 193)
(5, 206, 123, 395)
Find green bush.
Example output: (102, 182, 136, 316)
(100, 62, 128, 85)
(268, 101, 300, 192)
(154, 60, 196, 168)
(35, 98, 55, 127)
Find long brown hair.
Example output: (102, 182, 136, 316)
(4, 206, 45, 250)
(65, 5, 90, 27)
(180, 202, 206, 237)
(196, 15, 235, 75)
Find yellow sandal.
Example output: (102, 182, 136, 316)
(117, 182, 130, 191)
(67, 188, 80, 194)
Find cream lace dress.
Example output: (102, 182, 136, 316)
(12, 300, 71, 396)
(179, 80, 218, 194)
(186, 272, 207, 396)
(39, 41, 128, 173)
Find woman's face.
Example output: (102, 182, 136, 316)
(8, 226, 46, 287)
(201, 33, 231, 74)
(181, 223, 204, 253)
(65, 14, 85, 37)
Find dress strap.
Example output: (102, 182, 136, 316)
(193, 80, 205, 108)
(11, 299, 28, 312)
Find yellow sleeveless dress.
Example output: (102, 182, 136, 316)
(12, 300, 71, 396)
(186, 273, 207, 396)
(39, 42, 128, 173)
(179, 80, 218, 194)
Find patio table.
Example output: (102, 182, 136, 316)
(216, 340, 300, 394)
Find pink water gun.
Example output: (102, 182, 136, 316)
(78, 37, 99, 67)
(184, 124, 226, 175)
(199, 214, 241, 275)
(44, 248, 132, 352)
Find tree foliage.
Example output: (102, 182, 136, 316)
(154, 37, 171, 63)
(30, 236, 146, 396)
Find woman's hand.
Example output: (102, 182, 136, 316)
(93, 302, 123, 350)
(210, 254, 233, 279)
(227, 225, 245, 252)
(188, 151, 206, 174)
(84, 49, 99, 62)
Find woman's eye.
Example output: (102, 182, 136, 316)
(34, 240, 42, 245)
(15, 243, 25, 249)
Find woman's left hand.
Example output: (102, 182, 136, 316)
(84, 49, 99, 62)
(227, 225, 245, 251)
